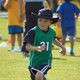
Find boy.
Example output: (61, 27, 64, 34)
(57, 0, 80, 41)
(23, 8, 66, 80)
(19, 0, 50, 57)
(56, 0, 80, 56)
(4, 0, 25, 51)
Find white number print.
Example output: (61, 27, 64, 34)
(40, 41, 49, 51)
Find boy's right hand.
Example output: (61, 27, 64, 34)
(19, 12, 24, 22)
(60, 47, 66, 56)
(36, 45, 46, 52)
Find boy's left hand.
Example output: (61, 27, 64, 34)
(60, 47, 66, 56)
(36, 45, 46, 52)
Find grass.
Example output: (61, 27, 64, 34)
(0, 17, 80, 80)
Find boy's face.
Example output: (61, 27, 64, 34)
(38, 18, 51, 31)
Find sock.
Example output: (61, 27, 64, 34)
(71, 48, 73, 52)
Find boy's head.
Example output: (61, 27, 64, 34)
(31, 8, 59, 24)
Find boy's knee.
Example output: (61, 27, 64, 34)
(35, 71, 43, 80)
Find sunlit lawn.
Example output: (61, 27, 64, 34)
(0, 17, 80, 80)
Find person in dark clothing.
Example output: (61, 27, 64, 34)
(19, 0, 46, 57)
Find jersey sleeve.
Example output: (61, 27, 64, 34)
(56, 3, 63, 14)
(22, 1, 25, 13)
(23, 29, 35, 44)
(3, 0, 8, 9)
(74, 4, 80, 15)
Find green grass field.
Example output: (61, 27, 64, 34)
(0, 17, 80, 80)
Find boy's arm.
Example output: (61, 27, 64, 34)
(55, 13, 61, 26)
(57, 13, 61, 19)
(53, 38, 66, 56)
(4, 0, 11, 9)
(19, 0, 24, 22)
(76, 14, 79, 19)
(19, 0, 23, 12)
(26, 43, 46, 52)
(44, 1, 50, 9)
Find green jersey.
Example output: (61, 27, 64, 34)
(29, 26, 56, 67)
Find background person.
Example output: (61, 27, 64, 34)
(3, 0, 25, 51)
(19, 0, 50, 57)
(56, 0, 80, 56)
(57, 0, 80, 41)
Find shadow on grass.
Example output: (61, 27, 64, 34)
(52, 57, 67, 60)
(65, 55, 80, 57)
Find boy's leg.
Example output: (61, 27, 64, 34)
(8, 34, 15, 51)
(61, 36, 66, 46)
(8, 26, 16, 51)
(68, 27, 75, 56)
(28, 67, 35, 80)
(74, 17, 77, 40)
(17, 33, 22, 46)
(35, 72, 43, 80)
(28, 65, 50, 80)
(70, 36, 74, 49)
(11, 33, 15, 46)
(17, 33, 22, 51)
(61, 27, 67, 46)
(70, 36, 75, 56)
(16, 25, 23, 47)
